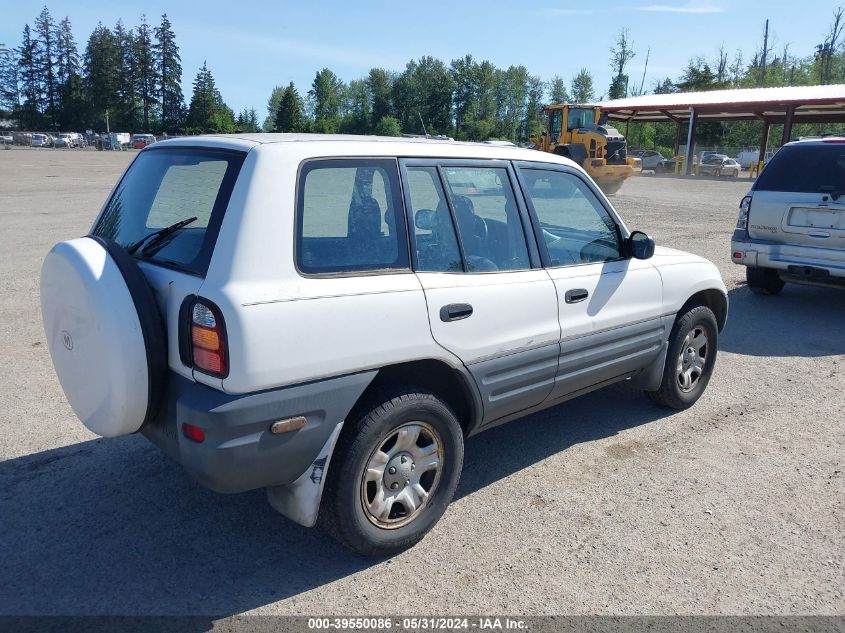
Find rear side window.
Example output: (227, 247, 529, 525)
(296, 159, 409, 275)
(92, 147, 244, 275)
(755, 144, 845, 193)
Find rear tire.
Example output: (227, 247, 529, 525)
(319, 388, 464, 556)
(746, 266, 785, 295)
(647, 306, 718, 410)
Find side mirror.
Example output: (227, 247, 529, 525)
(628, 230, 655, 260)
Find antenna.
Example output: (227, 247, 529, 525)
(418, 111, 429, 137)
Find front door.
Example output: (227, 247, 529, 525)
(516, 164, 666, 401)
(400, 160, 560, 425)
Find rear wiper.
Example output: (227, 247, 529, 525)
(818, 186, 843, 201)
(126, 216, 197, 255)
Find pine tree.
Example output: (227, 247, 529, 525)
(274, 82, 304, 133)
(114, 20, 138, 130)
(187, 61, 234, 133)
(54, 17, 79, 87)
(84, 23, 120, 130)
(571, 68, 595, 103)
(17, 25, 41, 128)
(0, 43, 20, 112)
(154, 14, 184, 133)
(548, 75, 569, 104)
(34, 6, 59, 129)
(135, 16, 156, 130)
(367, 68, 392, 129)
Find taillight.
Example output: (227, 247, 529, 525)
(737, 196, 752, 230)
(191, 299, 228, 377)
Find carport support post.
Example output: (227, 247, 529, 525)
(758, 120, 770, 166)
(673, 122, 683, 157)
(684, 108, 697, 176)
(781, 105, 795, 145)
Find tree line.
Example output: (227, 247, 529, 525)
(0, 5, 843, 145)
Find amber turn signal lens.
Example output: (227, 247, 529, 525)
(192, 326, 220, 351)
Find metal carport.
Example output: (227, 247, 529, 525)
(597, 84, 845, 175)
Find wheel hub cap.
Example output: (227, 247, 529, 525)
(676, 326, 708, 393)
(360, 422, 444, 529)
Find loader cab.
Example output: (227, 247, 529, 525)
(566, 106, 599, 132)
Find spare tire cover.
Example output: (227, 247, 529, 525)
(40, 237, 166, 437)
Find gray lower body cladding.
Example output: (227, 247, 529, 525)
(141, 370, 376, 494)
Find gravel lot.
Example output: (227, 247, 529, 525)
(0, 147, 842, 616)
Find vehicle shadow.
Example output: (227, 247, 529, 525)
(0, 386, 667, 617)
(720, 283, 845, 357)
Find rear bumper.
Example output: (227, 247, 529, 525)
(731, 231, 845, 280)
(141, 370, 375, 493)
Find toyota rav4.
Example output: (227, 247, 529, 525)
(41, 134, 728, 555)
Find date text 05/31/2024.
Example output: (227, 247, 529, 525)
(307, 617, 528, 630)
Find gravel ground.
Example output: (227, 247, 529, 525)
(0, 147, 842, 616)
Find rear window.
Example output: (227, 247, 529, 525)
(755, 144, 845, 194)
(92, 147, 245, 275)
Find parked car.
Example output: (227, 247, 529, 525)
(700, 156, 741, 178)
(636, 150, 665, 171)
(54, 133, 76, 148)
(732, 137, 845, 294)
(0, 133, 12, 145)
(30, 133, 48, 147)
(131, 133, 156, 149)
(736, 148, 776, 169)
(40, 135, 728, 555)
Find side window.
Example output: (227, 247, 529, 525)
(440, 166, 530, 272)
(550, 110, 563, 139)
(404, 167, 462, 272)
(297, 159, 408, 275)
(520, 169, 621, 266)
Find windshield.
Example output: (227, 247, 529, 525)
(91, 147, 245, 275)
(567, 108, 597, 131)
(754, 144, 845, 194)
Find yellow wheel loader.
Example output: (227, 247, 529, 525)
(530, 104, 641, 195)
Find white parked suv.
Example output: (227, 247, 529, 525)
(732, 138, 845, 294)
(41, 134, 728, 555)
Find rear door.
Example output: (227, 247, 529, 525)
(750, 143, 845, 250)
(400, 159, 560, 425)
(515, 163, 665, 400)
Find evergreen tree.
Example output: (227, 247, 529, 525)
(135, 16, 157, 130)
(0, 43, 20, 112)
(367, 68, 392, 128)
(571, 68, 595, 103)
(309, 67, 343, 133)
(274, 82, 304, 132)
(154, 14, 184, 133)
(84, 23, 119, 130)
(548, 75, 569, 104)
(263, 85, 285, 131)
(236, 106, 260, 132)
(17, 25, 41, 128)
(54, 17, 79, 87)
(186, 61, 234, 133)
(34, 6, 58, 128)
(114, 20, 138, 130)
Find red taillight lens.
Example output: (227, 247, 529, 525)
(191, 300, 228, 377)
(182, 422, 205, 443)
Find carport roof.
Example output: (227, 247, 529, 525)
(597, 84, 845, 124)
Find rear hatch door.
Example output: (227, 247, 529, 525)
(750, 143, 845, 251)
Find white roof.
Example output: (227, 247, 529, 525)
(597, 84, 845, 123)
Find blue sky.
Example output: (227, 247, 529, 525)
(1, 0, 837, 118)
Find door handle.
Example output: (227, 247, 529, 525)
(565, 288, 589, 304)
(440, 303, 473, 322)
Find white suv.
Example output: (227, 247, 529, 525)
(41, 134, 728, 555)
(732, 138, 845, 294)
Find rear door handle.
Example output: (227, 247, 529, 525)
(565, 288, 589, 304)
(440, 303, 473, 322)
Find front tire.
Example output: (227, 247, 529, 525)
(746, 266, 785, 295)
(648, 306, 718, 410)
(319, 388, 464, 556)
